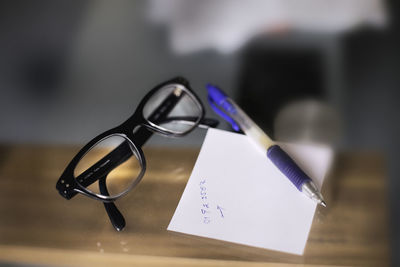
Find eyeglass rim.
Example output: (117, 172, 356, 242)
(73, 133, 146, 201)
(125, 77, 205, 137)
(142, 83, 205, 136)
(56, 77, 205, 201)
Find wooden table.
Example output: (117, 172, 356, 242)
(0, 145, 390, 266)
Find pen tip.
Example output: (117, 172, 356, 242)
(320, 201, 327, 207)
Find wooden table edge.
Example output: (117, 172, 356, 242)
(0, 245, 349, 267)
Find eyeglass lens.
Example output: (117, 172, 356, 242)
(74, 135, 142, 198)
(143, 84, 203, 134)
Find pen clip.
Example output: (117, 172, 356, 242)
(206, 84, 240, 132)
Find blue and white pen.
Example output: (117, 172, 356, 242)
(207, 84, 326, 207)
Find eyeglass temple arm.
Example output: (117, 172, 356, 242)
(99, 175, 126, 231)
(72, 142, 133, 192)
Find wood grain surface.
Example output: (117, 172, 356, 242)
(0, 145, 390, 266)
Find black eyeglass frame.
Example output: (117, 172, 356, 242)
(56, 77, 206, 202)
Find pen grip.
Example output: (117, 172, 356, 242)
(267, 145, 311, 191)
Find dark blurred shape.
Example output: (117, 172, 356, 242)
(237, 40, 324, 138)
(21, 49, 66, 95)
(0, 0, 89, 96)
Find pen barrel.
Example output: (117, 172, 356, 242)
(267, 145, 311, 191)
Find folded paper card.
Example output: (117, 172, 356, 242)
(168, 128, 333, 255)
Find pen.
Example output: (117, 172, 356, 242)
(207, 84, 326, 207)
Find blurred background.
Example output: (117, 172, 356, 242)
(0, 0, 399, 265)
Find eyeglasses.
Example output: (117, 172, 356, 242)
(56, 77, 218, 231)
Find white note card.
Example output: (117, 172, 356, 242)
(168, 128, 333, 255)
